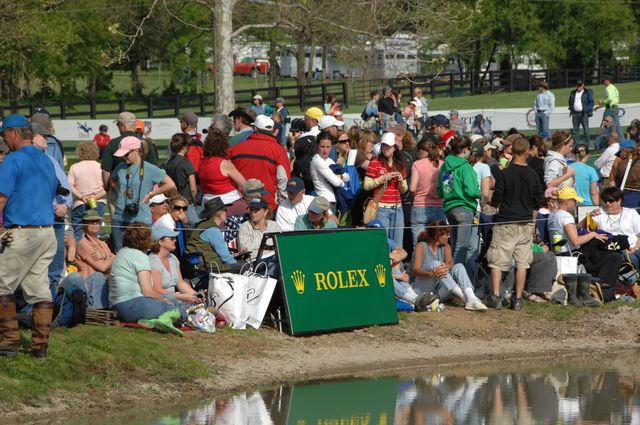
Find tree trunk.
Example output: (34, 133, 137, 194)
(306, 42, 316, 83)
(472, 40, 481, 93)
(131, 59, 142, 97)
(296, 38, 306, 85)
(322, 45, 329, 80)
(268, 32, 280, 87)
(89, 74, 97, 98)
(479, 42, 498, 89)
(213, 0, 235, 114)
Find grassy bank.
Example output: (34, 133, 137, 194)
(2, 300, 639, 419)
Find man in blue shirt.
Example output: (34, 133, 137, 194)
(0, 114, 58, 358)
(534, 81, 555, 135)
(568, 81, 595, 147)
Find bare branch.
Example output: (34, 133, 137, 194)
(107, 0, 161, 65)
(162, 0, 211, 32)
(231, 23, 279, 38)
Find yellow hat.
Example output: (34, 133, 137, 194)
(557, 186, 583, 203)
(304, 106, 324, 121)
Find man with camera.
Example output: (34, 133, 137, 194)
(0, 114, 58, 358)
(110, 136, 176, 252)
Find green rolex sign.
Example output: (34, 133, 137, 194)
(274, 228, 398, 335)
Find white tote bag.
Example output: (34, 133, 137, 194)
(555, 256, 585, 274)
(244, 263, 277, 329)
(208, 272, 249, 330)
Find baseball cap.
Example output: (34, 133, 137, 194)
(431, 114, 449, 126)
(1, 114, 31, 133)
(151, 225, 179, 241)
(470, 141, 484, 157)
(620, 139, 636, 149)
(149, 193, 168, 205)
(491, 137, 504, 150)
(290, 118, 306, 133)
(449, 110, 459, 116)
(34, 107, 50, 117)
(380, 132, 396, 146)
(254, 115, 274, 132)
(252, 94, 263, 101)
(469, 134, 484, 143)
(557, 187, 583, 203)
(228, 108, 255, 124)
(135, 119, 145, 133)
(113, 136, 142, 157)
(115, 111, 136, 125)
(502, 134, 521, 147)
(81, 209, 101, 222)
(31, 122, 52, 137)
(308, 196, 330, 214)
(244, 179, 270, 196)
(484, 143, 497, 152)
(275, 97, 285, 104)
(178, 112, 198, 126)
(248, 197, 268, 210)
(318, 115, 344, 129)
(286, 177, 305, 193)
(305, 107, 324, 121)
(99, 124, 108, 132)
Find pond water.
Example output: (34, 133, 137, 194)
(78, 357, 640, 425)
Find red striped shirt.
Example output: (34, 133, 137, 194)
(366, 158, 406, 205)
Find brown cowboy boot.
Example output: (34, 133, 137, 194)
(0, 294, 20, 356)
(30, 301, 54, 358)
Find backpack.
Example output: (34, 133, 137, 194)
(53, 284, 88, 328)
(293, 135, 316, 189)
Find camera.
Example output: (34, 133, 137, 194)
(124, 202, 139, 215)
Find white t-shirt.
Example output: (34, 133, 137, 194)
(594, 143, 620, 178)
(310, 154, 348, 203)
(592, 207, 640, 247)
(573, 90, 583, 112)
(275, 195, 314, 231)
(473, 162, 492, 211)
(548, 209, 579, 251)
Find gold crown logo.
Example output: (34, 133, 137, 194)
(291, 270, 305, 294)
(375, 264, 386, 287)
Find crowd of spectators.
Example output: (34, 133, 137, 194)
(1, 85, 640, 356)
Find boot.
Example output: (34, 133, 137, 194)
(139, 309, 183, 337)
(0, 294, 20, 356)
(30, 301, 54, 358)
(563, 274, 583, 307)
(577, 275, 600, 307)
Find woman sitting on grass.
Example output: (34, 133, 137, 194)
(109, 222, 184, 335)
(412, 221, 487, 311)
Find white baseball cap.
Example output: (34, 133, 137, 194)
(380, 132, 396, 146)
(469, 134, 484, 143)
(149, 193, 168, 205)
(254, 115, 274, 131)
(252, 94, 263, 101)
(318, 115, 344, 130)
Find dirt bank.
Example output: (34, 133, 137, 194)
(5, 303, 640, 424)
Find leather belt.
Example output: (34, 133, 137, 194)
(7, 225, 52, 229)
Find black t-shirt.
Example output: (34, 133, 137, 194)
(527, 156, 545, 189)
(163, 155, 196, 204)
(492, 163, 543, 223)
(378, 97, 395, 115)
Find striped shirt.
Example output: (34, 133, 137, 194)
(365, 158, 407, 205)
(238, 220, 281, 261)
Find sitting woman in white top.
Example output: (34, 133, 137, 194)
(148, 226, 201, 306)
(583, 187, 640, 271)
(412, 221, 487, 311)
(310, 130, 349, 213)
(238, 197, 281, 262)
(153, 195, 189, 259)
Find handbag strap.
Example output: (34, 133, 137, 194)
(620, 158, 637, 191)
(373, 181, 388, 203)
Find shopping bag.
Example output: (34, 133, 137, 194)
(186, 303, 216, 333)
(244, 263, 277, 329)
(208, 272, 249, 329)
(555, 256, 578, 275)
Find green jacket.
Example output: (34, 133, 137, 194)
(185, 218, 229, 272)
(437, 155, 479, 213)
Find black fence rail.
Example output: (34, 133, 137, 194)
(0, 81, 349, 119)
(351, 66, 640, 105)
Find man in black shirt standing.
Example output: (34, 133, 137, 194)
(377, 87, 396, 130)
(486, 137, 543, 310)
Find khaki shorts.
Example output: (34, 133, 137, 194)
(487, 223, 533, 271)
(0, 227, 56, 303)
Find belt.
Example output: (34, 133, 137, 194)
(7, 225, 52, 229)
(536, 110, 547, 113)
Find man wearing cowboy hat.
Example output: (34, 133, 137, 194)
(534, 81, 555, 135)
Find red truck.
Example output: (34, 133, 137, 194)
(234, 57, 270, 77)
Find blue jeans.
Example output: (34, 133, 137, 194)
(113, 296, 186, 323)
(571, 112, 590, 146)
(445, 207, 475, 267)
(48, 219, 65, 297)
(375, 205, 404, 248)
(59, 272, 109, 309)
(413, 263, 473, 301)
(110, 218, 131, 253)
(393, 278, 419, 304)
(71, 203, 106, 241)
(466, 224, 481, 281)
(603, 107, 625, 140)
(622, 190, 640, 210)
(535, 112, 549, 134)
(410, 205, 446, 246)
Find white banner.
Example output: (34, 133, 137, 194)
(37, 103, 640, 141)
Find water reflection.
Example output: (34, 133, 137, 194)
(143, 368, 640, 425)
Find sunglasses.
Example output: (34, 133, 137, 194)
(173, 205, 188, 211)
(603, 199, 620, 204)
(337, 139, 349, 143)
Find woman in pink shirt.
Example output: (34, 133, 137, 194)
(409, 138, 445, 245)
(67, 141, 107, 241)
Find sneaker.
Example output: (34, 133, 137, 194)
(414, 292, 437, 312)
(510, 297, 523, 311)
(485, 295, 502, 310)
(465, 298, 488, 311)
